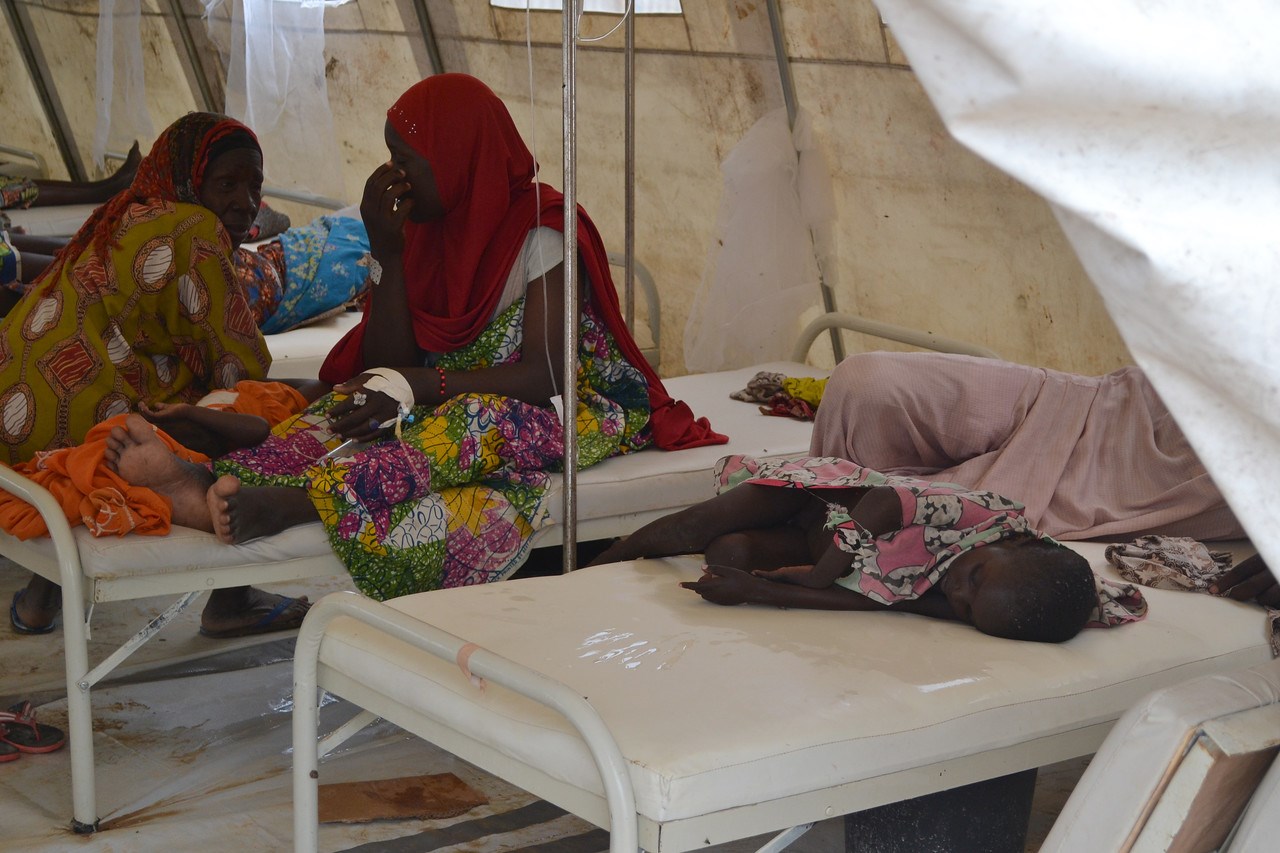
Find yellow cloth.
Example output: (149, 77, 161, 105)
(781, 375, 827, 407)
(0, 202, 271, 463)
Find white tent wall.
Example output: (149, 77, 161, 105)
(0, 0, 1132, 375)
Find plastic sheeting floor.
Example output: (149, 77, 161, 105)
(0, 555, 1084, 852)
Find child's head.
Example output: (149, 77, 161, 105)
(940, 535, 1096, 643)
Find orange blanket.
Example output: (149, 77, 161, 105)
(0, 380, 308, 540)
(0, 417, 209, 540)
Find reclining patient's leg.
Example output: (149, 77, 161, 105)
(589, 484, 810, 565)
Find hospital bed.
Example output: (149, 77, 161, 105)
(0, 310, 992, 832)
(291, 545, 1273, 853)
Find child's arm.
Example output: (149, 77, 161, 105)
(754, 485, 904, 589)
(683, 564, 959, 619)
(269, 377, 331, 404)
(141, 401, 271, 452)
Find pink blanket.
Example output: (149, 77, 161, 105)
(810, 353, 1243, 541)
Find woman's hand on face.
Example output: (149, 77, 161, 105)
(360, 162, 414, 257)
(328, 377, 400, 441)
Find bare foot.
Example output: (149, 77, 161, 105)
(199, 586, 311, 638)
(105, 413, 215, 531)
(108, 141, 142, 193)
(206, 476, 318, 544)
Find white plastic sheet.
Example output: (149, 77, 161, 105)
(204, 0, 346, 199)
(684, 107, 836, 372)
(93, 0, 155, 171)
(877, 0, 1280, 570)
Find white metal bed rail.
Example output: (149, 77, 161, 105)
(791, 311, 1001, 363)
(0, 465, 100, 832)
(291, 590, 640, 853)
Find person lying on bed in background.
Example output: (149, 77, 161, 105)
(0, 142, 140, 211)
(0, 113, 311, 639)
(810, 351, 1242, 543)
(231, 209, 371, 333)
(86, 74, 726, 603)
(592, 455, 1146, 643)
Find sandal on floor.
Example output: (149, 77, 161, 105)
(0, 701, 66, 754)
(0, 729, 20, 763)
(198, 595, 309, 640)
(9, 590, 57, 636)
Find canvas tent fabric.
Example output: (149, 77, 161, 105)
(878, 0, 1280, 571)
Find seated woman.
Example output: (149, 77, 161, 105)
(594, 455, 1144, 642)
(98, 74, 723, 602)
(1, 113, 305, 638)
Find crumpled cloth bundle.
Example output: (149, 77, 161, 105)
(730, 371, 827, 421)
(1106, 535, 1279, 656)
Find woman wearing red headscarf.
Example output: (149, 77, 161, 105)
(3, 113, 309, 639)
(153, 74, 726, 601)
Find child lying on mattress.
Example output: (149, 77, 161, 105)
(592, 455, 1146, 643)
(4, 378, 327, 637)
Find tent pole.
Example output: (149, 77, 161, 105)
(163, 0, 217, 111)
(623, 6, 636, 333)
(764, 0, 844, 362)
(408, 0, 445, 75)
(2, 0, 84, 180)
(560, 1, 581, 573)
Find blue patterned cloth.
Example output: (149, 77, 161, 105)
(261, 215, 371, 333)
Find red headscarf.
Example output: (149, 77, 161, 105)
(30, 113, 260, 294)
(322, 75, 724, 450)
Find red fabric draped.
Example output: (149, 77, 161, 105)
(321, 75, 725, 450)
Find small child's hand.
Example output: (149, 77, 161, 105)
(138, 400, 192, 422)
(680, 564, 768, 606)
(753, 564, 830, 589)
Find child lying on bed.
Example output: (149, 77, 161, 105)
(592, 455, 1146, 643)
(4, 378, 328, 637)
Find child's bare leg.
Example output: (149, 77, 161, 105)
(704, 526, 812, 571)
(206, 476, 318, 544)
(590, 484, 810, 565)
(105, 414, 216, 531)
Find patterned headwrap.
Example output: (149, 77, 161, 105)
(31, 112, 260, 291)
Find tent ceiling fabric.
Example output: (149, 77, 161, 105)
(877, 0, 1280, 568)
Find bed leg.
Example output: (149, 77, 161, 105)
(842, 768, 1038, 853)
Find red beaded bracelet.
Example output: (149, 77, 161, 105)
(436, 366, 447, 400)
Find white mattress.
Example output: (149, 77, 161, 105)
(265, 310, 363, 379)
(314, 544, 1272, 825)
(3, 203, 99, 237)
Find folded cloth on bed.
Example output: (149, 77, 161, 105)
(730, 370, 827, 420)
(1106, 535, 1280, 656)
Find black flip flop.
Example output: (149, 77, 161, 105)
(9, 590, 57, 636)
(0, 729, 20, 763)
